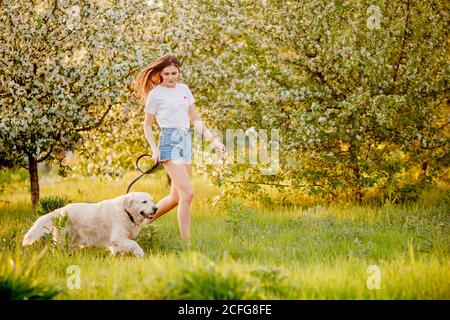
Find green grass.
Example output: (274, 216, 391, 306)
(0, 168, 449, 299)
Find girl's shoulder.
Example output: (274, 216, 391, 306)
(150, 82, 187, 92)
(148, 84, 162, 96)
(176, 82, 189, 89)
(177, 82, 193, 94)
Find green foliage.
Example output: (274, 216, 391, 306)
(130, 0, 447, 203)
(147, 254, 269, 299)
(0, 168, 28, 185)
(135, 224, 159, 252)
(1, 230, 17, 252)
(2, 1, 447, 206)
(48, 211, 70, 253)
(224, 199, 252, 237)
(249, 265, 287, 295)
(382, 176, 433, 205)
(1, 174, 449, 299)
(0, 0, 158, 206)
(36, 195, 70, 216)
(395, 181, 430, 204)
(0, 250, 61, 300)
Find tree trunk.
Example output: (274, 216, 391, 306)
(28, 153, 39, 210)
(349, 149, 363, 204)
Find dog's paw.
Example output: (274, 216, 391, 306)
(134, 247, 145, 258)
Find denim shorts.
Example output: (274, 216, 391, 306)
(158, 127, 193, 164)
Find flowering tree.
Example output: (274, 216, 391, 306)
(103, 0, 446, 203)
(153, 0, 448, 203)
(7, 0, 446, 206)
(0, 0, 156, 208)
(245, 0, 449, 202)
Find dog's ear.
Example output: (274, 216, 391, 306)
(123, 194, 132, 209)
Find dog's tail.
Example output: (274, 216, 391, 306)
(22, 209, 62, 246)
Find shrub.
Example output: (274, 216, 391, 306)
(224, 199, 252, 237)
(36, 195, 71, 216)
(0, 249, 62, 300)
(153, 260, 263, 299)
(135, 224, 159, 252)
(395, 177, 432, 204)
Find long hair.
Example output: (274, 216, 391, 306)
(133, 52, 182, 105)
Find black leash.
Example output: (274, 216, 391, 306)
(126, 154, 161, 194)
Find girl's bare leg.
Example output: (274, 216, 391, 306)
(146, 163, 191, 223)
(146, 161, 194, 244)
(147, 174, 179, 222)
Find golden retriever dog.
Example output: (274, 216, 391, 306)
(22, 192, 158, 258)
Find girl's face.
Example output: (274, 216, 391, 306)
(159, 65, 179, 87)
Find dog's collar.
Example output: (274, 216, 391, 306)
(123, 206, 136, 224)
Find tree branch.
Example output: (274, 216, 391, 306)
(36, 144, 55, 163)
(75, 104, 113, 132)
(392, 0, 411, 83)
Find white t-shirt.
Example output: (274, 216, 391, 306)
(144, 82, 195, 129)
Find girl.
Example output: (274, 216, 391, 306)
(133, 53, 226, 246)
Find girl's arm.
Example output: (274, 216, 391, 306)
(143, 112, 158, 155)
(188, 105, 226, 154)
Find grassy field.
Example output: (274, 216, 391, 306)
(0, 168, 449, 299)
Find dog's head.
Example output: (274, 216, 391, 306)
(122, 192, 158, 224)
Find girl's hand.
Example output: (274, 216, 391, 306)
(151, 149, 160, 163)
(213, 140, 227, 156)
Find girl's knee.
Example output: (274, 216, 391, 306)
(180, 190, 195, 202)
